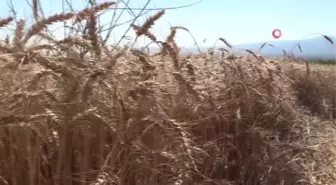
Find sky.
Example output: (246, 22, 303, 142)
(0, 0, 335, 47)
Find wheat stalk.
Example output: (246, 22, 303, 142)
(13, 19, 25, 51)
(166, 27, 179, 53)
(323, 35, 334, 44)
(0, 16, 14, 27)
(245, 49, 265, 63)
(131, 24, 158, 42)
(171, 26, 201, 53)
(0, 43, 13, 53)
(161, 42, 179, 71)
(88, 10, 101, 58)
(219, 37, 232, 49)
(23, 12, 75, 44)
(298, 44, 303, 52)
(260, 42, 267, 51)
(57, 36, 91, 49)
(24, 2, 116, 44)
(32, 0, 39, 22)
(76, 1, 116, 21)
(131, 10, 165, 37)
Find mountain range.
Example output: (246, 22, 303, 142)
(181, 36, 336, 61)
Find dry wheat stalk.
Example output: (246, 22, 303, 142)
(132, 50, 156, 80)
(0, 43, 14, 53)
(24, 2, 116, 44)
(167, 119, 198, 182)
(0, 55, 12, 63)
(172, 72, 200, 101)
(143, 31, 157, 42)
(282, 49, 287, 56)
(260, 42, 267, 51)
(131, 49, 152, 67)
(219, 37, 232, 49)
(4, 35, 10, 44)
(131, 24, 158, 42)
(88, 11, 101, 58)
(80, 75, 98, 102)
(218, 48, 228, 52)
(166, 28, 177, 43)
(131, 10, 165, 37)
(166, 27, 179, 53)
(57, 36, 90, 46)
(76, 2, 116, 21)
(37, 33, 77, 52)
(23, 12, 75, 44)
(32, 0, 39, 22)
(33, 54, 73, 76)
(28, 44, 55, 52)
(0, 16, 14, 27)
(185, 63, 196, 82)
(161, 42, 179, 71)
(304, 60, 310, 76)
(171, 26, 188, 32)
(323, 35, 334, 44)
(245, 49, 266, 63)
(298, 44, 303, 52)
(102, 51, 125, 71)
(171, 26, 201, 53)
(13, 19, 25, 51)
(38, 32, 58, 43)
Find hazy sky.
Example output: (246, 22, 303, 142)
(0, 0, 335, 47)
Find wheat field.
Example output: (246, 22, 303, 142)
(0, 1, 335, 185)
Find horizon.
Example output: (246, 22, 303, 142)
(0, 0, 335, 47)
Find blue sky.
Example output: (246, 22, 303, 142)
(0, 0, 335, 47)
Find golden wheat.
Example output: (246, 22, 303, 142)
(219, 37, 232, 49)
(131, 10, 165, 37)
(23, 12, 75, 44)
(76, 1, 116, 21)
(32, 0, 39, 22)
(88, 11, 101, 58)
(13, 19, 26, 51)
(166, 27, 179, 52)
(0, 3, 334, 185)
(0, 16, 14, 28)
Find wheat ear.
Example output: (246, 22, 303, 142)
(76, 2, 116, 21)
(166, 27, 179, 52)
(13, 19, 25, 51)
(0, 16, 14, 27)
(131, 10, 165, 37)
(88, 11, 101, 58)
(323, 35, 334, 44)
(171, 26, 201, 53)
(259, 42, 267, 51)
(219, 37, 232, 49)
(23, 13, 75, 44)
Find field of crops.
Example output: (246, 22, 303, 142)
(0, 1, 335, 185)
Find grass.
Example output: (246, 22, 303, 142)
(0, 1, 335, 185)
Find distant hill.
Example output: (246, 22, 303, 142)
(181, 36, 336, 61)
(234, 36, 336, 60)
